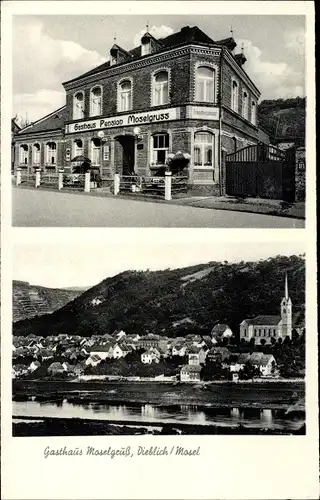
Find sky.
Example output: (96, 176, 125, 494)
(12, 235, 305, 289)
(12, 14, 305, 123)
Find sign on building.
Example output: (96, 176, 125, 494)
(103, 145, 110, 161)
(65, 107, 181, 134)
(186, 106, 220, 120)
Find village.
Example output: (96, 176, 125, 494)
(12, 326, 279, 383)
(12, 274, 304, 383)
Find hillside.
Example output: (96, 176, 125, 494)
(12, 255, 305, 338)
(258, 97, 305, 142)
(12, 281, 84, 323)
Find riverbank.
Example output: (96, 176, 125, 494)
(12, 416, 306, 436)
(13, 379, 305, 410)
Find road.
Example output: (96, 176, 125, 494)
(12, 187, 305, 228)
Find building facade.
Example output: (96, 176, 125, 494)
(239, 274, 293, 345)
(13, 25, 268, 193)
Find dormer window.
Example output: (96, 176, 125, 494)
(110, 44, 131, 66)
(142, 40, 151, 56)
(141, 33, 151, 56)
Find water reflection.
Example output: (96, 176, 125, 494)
(12, 400, 303, 431)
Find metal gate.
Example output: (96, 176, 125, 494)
(226, 143, 295, 202)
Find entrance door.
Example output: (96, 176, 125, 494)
(118, 136, 135, 175)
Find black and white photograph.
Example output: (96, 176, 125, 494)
(12, 239, 306, 437)
(11, 13, 306, 227)
(1, 1, 317, 500)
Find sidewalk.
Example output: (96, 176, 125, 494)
(175, 196, 305, 219)
(13, 184, 306, 220)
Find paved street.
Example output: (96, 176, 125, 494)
(12, 187, 305, 228)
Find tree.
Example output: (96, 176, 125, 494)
(260, 339, 266, 346)
(239, 361, 260, 380)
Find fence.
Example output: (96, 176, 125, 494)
(117, 173, 188, 199)
(40, 172, 60, 188)
(15, 169, 189, 201)
(19, 172, 36, 186)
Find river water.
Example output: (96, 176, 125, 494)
(13, 400, 303, 431)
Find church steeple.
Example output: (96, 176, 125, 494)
(280, 272, 292, 339)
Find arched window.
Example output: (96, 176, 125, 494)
(242, 91, 248, 120)
(153, 71, 169, 106)
(73, 139, 83, 157)
(194, 132, 214, 168)
(151, 133, 169, 164)
(90, 138, 101, 166)
(231, 80, 239, 112)
(251, 101, 257, 125)
(119, 80, 132, 112)
(32, 143, 40, 165)
(196, 66, 215, 102)
(90, 87, 102, 116)
(73, 92, 84, 120)
(46, 142, 57, 165)
(19, 144, 29, 165)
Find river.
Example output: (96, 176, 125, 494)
(12, 400, 304, 431)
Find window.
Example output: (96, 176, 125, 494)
(73, 139, 83, 157)
(231, 80, 239, 112)
(90, 87, 102, 116)
(194, 132, 214, 168)
(32, 143, 40, 165)
(73, 92, 84, 120)
(141, 40, 150, 56)
(90, 138, 101, 166)
(251, 101, 257, 125)
(242, 91, 248, 119)
(196, 66, 215, 102)
(152, 133, 169, 164)
(119, 80, 132, 112)
(19, 144, 28, 165)
(46, 142, 57, 165)
(153, 71, 169, 106)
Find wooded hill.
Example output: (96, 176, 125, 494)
(12, 281, 85, 323)
(13, 255, 305, 339)
(258, 97, 305, 142)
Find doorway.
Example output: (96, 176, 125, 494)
(116, 135, 135, 175)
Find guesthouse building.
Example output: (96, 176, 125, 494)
(13, 24, 268, 193)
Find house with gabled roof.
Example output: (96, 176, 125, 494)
(180, 364, 202, 382)
(13, 24, 266, 194)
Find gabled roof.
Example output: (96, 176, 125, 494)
(212, 323, 231, 335)
(251, 315, 282, 326)
(181, 364, 202, 373)
(16, 106, 66, 136)
(91, 344, 112, 352)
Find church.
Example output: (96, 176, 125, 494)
(239, 274, 292, 345)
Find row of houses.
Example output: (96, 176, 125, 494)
(180, 348, 276, 382)
(13, 324, 233, 363)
